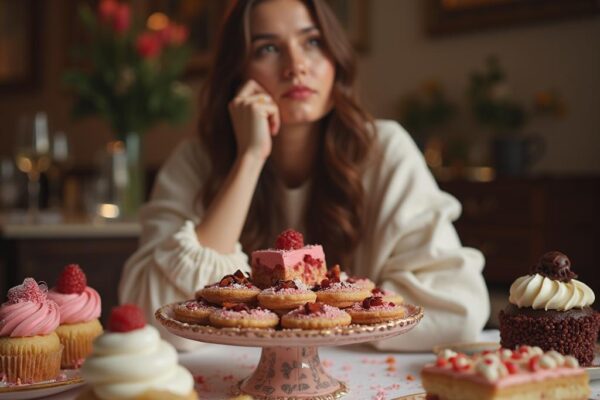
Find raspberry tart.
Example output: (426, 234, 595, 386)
(346, 296, 405, 324)
(197, 270, 260, 306)
(48, 264, 103, 368)
(281, 302, 351, 330)
(251, 229, 327, 288)
(209, 303, 279, 329)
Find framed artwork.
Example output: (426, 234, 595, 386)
(426, 0, 600, 35)
(326, 0, 370, 52)
(0, 0, 41, 92)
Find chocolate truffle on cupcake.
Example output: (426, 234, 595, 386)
(499, 251, 600, 366)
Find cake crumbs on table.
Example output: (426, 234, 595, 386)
(322, 359, 334, 368)
(405, 373, 416, 381)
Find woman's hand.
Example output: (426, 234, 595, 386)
(229, 80, 280, 161)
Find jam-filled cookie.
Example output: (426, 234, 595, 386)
(313, 278, 371, 308)
(209, 303, 279, 329)
(197, 270, 260, 305)
(257, 279, 317, 314)
(346, 296, 405, 324)
(281, 302, 351, 330)
(172, 299, 218, 325)
(326, 264, 376, 291)
(370, 287, 404, 304)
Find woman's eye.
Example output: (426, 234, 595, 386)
(255, 44, 278, 57)
(307, 37, 322, 47)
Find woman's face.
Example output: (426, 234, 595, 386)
(246, 0, 335, 126)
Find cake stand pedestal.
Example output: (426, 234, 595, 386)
(156, 303, 424, 400)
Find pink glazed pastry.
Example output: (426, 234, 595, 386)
(48, 264, 103, 368)
(0, 278, 62, 383)
(251, 229, 327, 288)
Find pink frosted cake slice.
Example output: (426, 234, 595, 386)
(421, 345, 590, 400)
(251, 229, 327, 288)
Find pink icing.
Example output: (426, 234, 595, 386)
(251, 245, 325, 270)
(48, 287, 101, 324)
(287, 304, 348, 319)
(0, 301, 60, 337)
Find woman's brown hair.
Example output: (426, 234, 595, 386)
(198, 0, 374, 268)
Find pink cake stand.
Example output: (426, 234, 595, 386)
(156, 303, 424, 400)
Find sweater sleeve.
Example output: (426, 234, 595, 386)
(118, 138, 249, 350)
(364, 121, 490, 351)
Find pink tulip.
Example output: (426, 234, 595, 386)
(98, 0, 118, 23)
(136, 32, 162, 59)
(112, 4, 131, 34)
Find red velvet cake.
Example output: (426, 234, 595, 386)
(251, 229, 327, 289)
(422, 345, 590, 399)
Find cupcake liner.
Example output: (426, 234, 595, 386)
(0, 344, 63, 384)
(61, 336, 94, 369)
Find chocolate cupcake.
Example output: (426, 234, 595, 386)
(499, 251, 600, 366)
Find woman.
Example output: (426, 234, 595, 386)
(119, 0, 490, 351)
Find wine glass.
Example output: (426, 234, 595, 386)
(48, 130, 71, 211)
(14, 112, 52, 222)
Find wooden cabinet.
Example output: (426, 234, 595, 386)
(440, 176, 600, 304)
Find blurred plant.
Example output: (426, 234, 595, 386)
(467, 56, 566, 135)
(63, 0, 192, 140)
(399, 80, 457, 139)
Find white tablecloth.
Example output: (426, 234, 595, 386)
(45, 330, 600, 400)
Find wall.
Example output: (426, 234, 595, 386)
(358, 1, 600, 173)
(1, 1, 599, 173)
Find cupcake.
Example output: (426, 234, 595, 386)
(48, 264, 103, 368)
(0, 278, 62, 383)
(499, 251, 600, 366)
(78, 304, 198, 400)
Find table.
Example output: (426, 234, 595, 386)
(44, 330, 600, 399)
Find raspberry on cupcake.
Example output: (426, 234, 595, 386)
(48, 264, 103, 368)
(0, 278, 62, 383)
(197, 270, 260, 306)
(281, 302, 351, 330)
(78, 304, 198, 400)
(257, 279, 317, 314)
(347, 296, 405, 324)
(209, 303, 279, 329)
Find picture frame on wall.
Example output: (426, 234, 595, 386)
(0, 0, 41, 92)
(426, 0, 600, 35)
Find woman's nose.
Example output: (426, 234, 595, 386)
(282, 47, 307, 79)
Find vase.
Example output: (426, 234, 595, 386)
(94, 133, 144, 220)
(491, 135, 545, 176)
(122, 132, 145, 218)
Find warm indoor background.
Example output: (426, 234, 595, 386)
(1, 0, 599, 325)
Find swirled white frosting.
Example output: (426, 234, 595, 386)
(81, 325, 194, 399)
(509, 273, 595, 310)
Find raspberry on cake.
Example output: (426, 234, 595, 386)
(421, 345, 590, 400)
(251, 229, 327, 288)
(499, 251, 600, 366)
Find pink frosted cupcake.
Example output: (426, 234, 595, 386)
(346, 296, 405, 324)
(0, 278, 62, 383)
(281, 302, 351, 330)
(209, 303, 279, 329)
(48, 264, 102, 368)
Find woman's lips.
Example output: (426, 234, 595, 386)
(283, 86, 315, 100)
